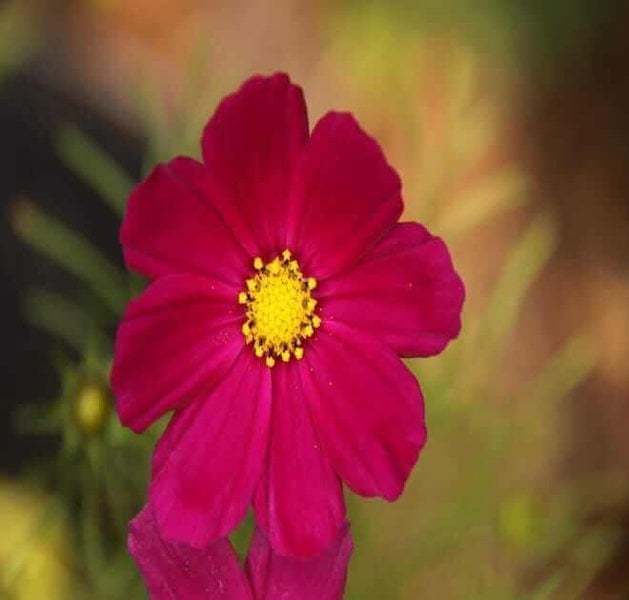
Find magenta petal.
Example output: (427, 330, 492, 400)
(319, 222, 465, 357)
(287, 112, 402, 279)
(300, 324, 426, 500)
(202, 73, 309, 257)
(246, 526, 352, 600)
(253, 365, 345, 558)
(128, 505, 252, 600)
(121, 156, 249, 285)
(150, 353, 272, 548)
(111, 274, 243, 433)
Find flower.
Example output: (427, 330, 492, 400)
(111, 73, 464, 557)
(128, 505, 353, 600)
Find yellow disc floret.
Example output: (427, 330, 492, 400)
(238, 250, 320, 367)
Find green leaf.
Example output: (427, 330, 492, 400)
(436, 167, 527, 240)
(13, 400, 64, 435)
(22, 288, 110, 353)
(0, 1, 40, 82)
(519, 334, 595, 408)
(134, 75, 172, 169)
(485, 214, 555, 345)
(448, 214, 556, 404)
(56, 125, 134, 216)
(12, 199, 128, 315)
(521, 572, 563, 600)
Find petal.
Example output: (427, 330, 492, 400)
(253, 365, 345, 558)
(121, 156, 250, 285)
(150, 352, 272, 548)
(287, 112, 402, 279)
(201, 73, 309, 257)
(246, 526, 352, 600)
(299, 324, 426, 500)
(128, 505, 252, 600)
(319, 222, 465, 357)
(111, 274, 243, 433)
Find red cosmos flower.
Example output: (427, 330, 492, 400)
(129, 505, 352, 600)
(111, 73, 464, 558)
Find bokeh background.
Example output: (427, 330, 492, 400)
(1, 1, 628, 598)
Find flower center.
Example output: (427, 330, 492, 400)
(238, 249, 320, 367)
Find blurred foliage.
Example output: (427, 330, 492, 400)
(4, 2, 625, 598)
(0, 480, 73, 599)
(12, 198, 129, 318)
(0, 0, 42, 82)
(334, 0, 613, 69)
(11, 345, 154, 596)
(56, 126, 134, 218)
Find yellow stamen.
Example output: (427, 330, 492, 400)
(268, 259, 281, 275)
(237, 249, 321, 367)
